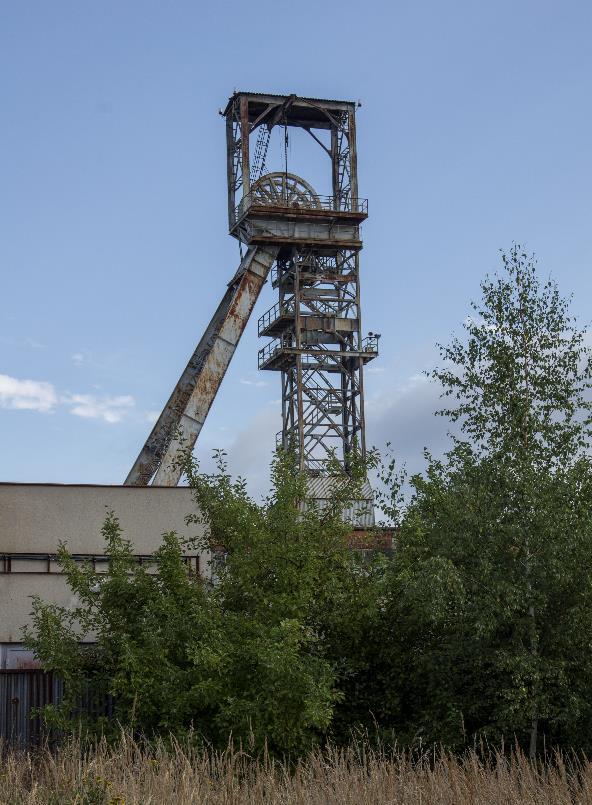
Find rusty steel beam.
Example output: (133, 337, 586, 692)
(240, 96, 250, 200)
(124, 244, 278, 486)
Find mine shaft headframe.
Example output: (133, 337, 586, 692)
(223, 91, 360, 231)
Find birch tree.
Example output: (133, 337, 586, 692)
(381, 246, 592, 753)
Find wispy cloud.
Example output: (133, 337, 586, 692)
(144, 410, 160, 424)
(0, 373, 58, 412)
(61, 393, 135, 424)
(71, 352, 85, 366)
(240, 378, 268, 388)
(0, 372, 135, 424)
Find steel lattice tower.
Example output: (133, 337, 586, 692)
(225, 92, 378, 475)
(126, 92, 378, 510)
(259, 250, 372, 473)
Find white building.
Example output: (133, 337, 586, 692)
(0, 483, 208, 670)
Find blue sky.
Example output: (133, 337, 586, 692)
(1, 1, 592, 493)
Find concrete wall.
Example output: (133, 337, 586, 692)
(0, 484, 203, 554)
(0, 484, 207, 660)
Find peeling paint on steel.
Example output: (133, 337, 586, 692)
(149, 246, 278, 486)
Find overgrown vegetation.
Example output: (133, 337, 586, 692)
(24, 246, 592, 759)
(373, 245, 592, 754)
(4, 735, 592, 805)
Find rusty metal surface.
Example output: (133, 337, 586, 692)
(236, 194, 368, 223)
(230, 97, 377, 512)
(0, 645, 40, 671)
(231, 96, 376, 499)
(0, 670, 62, 746)
(222, 92, 356, 121)
(125, 245, 278, 486)
(127, 91, 375, 522)
(0, 670, 116, 746)
(152, 245, 278, 485)
(124, 282, 242, 485)
(225, 91, 357, 107)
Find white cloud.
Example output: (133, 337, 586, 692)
(201, 369, 448, 499)
(196, 408, 278, 499)
(144, 410, 160, 424)
(62, 393, 135, 424)
(0, 372, 135, 425)
(240, 378, 268, 388)
(365, 371, 453, 474)
(0, 374, 58, 412)
(0, 336, 46, 350)
(72, 352, 85, 366)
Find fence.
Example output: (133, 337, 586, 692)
(0, 670, 114, 747)
(0, 670, 62, 747)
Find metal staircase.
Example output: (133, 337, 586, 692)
(125, 93, 378, 526)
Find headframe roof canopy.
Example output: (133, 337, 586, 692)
(223, 91, 357, 130)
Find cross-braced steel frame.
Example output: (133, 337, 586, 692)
(225, 92, 378, 476)
(260, 249, 376, 474)
(125, 92, 377, 489)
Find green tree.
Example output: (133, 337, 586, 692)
(183, 447, 384, 747)
(24, 449, 380, 754)
(378, 246, 592, 753)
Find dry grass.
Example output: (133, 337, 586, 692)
(2, 735, 592, 804)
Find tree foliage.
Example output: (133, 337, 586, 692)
(25, 449, 381, 755)
(375, 246, 592, 754)
(25, 245, 592, 756)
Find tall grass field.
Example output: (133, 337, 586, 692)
(2, 736, 592, 804)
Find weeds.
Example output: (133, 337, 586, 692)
(1, 734, 592, 804)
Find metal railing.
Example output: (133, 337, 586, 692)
(271, 441, 339, 476)
(271, 260, 354, 287)
(236, 193, 368, 220)
(257, 300, 295, 335)
(362, 334, 380, 353)
(259, 301, 357, 336)
(258, 337, 292, 368)
(259, 336, 379, 369)
(305, 458, 335, 475)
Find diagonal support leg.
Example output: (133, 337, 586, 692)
(124, 244, 279, 486)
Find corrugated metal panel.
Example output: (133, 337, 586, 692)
(305, 478, 375, 529)
(224, 91, 356, 110)
(233, 90, 352, 102)
(0, 670, 62, 747)
(0, 671, 115, 746)
(306, 477, 373, 499)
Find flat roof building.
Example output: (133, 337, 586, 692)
(0, 483, 207, 669)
